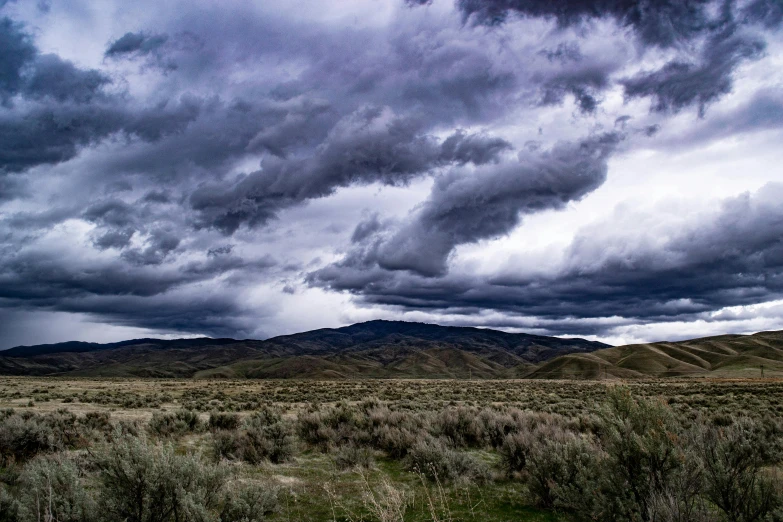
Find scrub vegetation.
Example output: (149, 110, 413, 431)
(1, 377, 783, 521)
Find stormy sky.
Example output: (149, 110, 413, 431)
(1, 0, 782, 349)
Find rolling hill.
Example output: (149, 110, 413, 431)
(4, 321, 781, 379)
(0, 320, 606, 378)
(528, 330, 783, 379)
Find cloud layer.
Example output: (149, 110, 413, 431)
(0, 0, 782, 347)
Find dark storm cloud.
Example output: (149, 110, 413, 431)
(453, 0, 783, 116)
(0, 104, 126, 173)
(26, 54, 110, 103)
(457, 0, 720, 48)
(0, 241, 273, 302)
(0, 175, 26, 202)
(1, 17, 109, 105)
(744, 0, 783, 28)
(622, 28, 766, 116)
(92, 229, 135, 250)
(81, 295, 261, 338)
(121, 228, 181, 266)
(141, 190, 171, 204)
(0, 231, 278, 338)
(670, 89, 783, 144)
(0, 253, 186, 300)
(315, 131, 621, 278)
(189, 106, 512, 234)
(438, 130, 512, 165)
(1, 0, 782, 341)
(351, 213, 384, 244)
(535, 42, 612, 113)
(312, 183, 783, 335)
(105, 31, 169, 57)
(83, 200, 136, 228)
(540, 63, 612, 114)
(0, 17, 35, 101)
(207, 245, 233, 257)
(0, 19, 206, 175)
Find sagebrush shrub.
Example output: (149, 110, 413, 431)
(296, 411, 333, 451)
(595, 388, 686, 521)
(220, 481, 278, 522)
(333, 443, 375, 470)
(241, 418, 295, 464)
(16, 455, 96, 522)
(406, 437, 488, 484)
(93, 430, 229, 522)
(701, 417, 781, 522)
(0, 413, 55, 465)
(524, 432, 598, 509)
(212, 413, 295, 464)
(209, 412, 241, 431)
(499, 430, 533, 477)
(149, 409, 203, 437)
(0, 486, 19, 522)
(373, 425, 419, 459)
(82, 411, 111, 433)
(478, 408, 518, 449)
(433, 407, 483, 448)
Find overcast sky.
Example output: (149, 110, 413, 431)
(1, 0, 782, 349)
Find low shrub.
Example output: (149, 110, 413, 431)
(524, 433, 598, 509)
(212, 413, 295, 465)
(0, 486, 19, 522)
(433, 407, 483, 448)
(149, 409, 203, 437)
(333, 443, 375, 470)
(701, 418, 782, 522)
(82, 411, 111, 433)
(209, 412, 241, 431)
(241, 419, 295, 464)
(594, 388, 685, 521)
(93, 430, 229, 522)
(406, 437, 489, 484)
(499, 431, 533, 477)
(16, 455, 96, 522)
(220, 481, 278, 522)
(373, 425, 420, 459)
(0, 414, 55, 466)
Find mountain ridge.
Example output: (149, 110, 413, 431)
(0, 320, 606, 378)
(3, 320, 782, 379)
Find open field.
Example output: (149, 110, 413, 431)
(4, 377, 783, 420)
(3, 377, 783, 521)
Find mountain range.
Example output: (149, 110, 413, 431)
(1, 320, 781, 379)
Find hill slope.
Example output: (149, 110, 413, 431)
(528, 330, 783, 379)
(0, 320, 607, 378)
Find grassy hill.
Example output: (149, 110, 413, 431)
(0, 320, 605, 378)
(528, 330, 783, 379)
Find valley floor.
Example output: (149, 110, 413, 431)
(2, 377, 782, 521)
